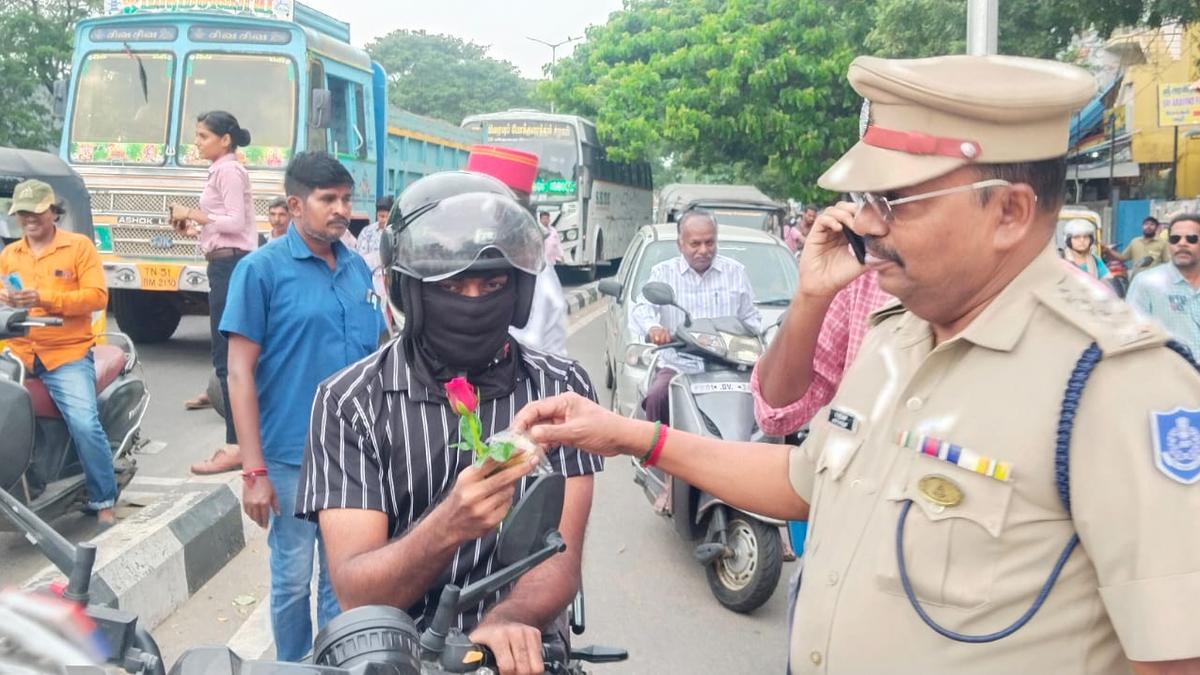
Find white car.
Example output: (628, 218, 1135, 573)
(598, 224, 798, 416)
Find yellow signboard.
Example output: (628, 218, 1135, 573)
(1158, 83, 1200, 127)
(103, 0, 293, 20)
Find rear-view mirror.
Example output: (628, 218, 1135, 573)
(598, 279, 622, 299)
(641, 281, 676, 306)
(310, 89, 332, 129)
(52, 78, 69, 121)
(496, 473, 565, 567)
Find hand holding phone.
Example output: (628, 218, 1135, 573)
(843, 226, 867, 265)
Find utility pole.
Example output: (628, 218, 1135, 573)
(527, 35, 581, 113)
(966, 0, 999, 55)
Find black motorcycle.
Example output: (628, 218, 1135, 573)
(0, 307, 147, 526)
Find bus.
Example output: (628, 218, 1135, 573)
(461, 110, 653, 280)
(59, 0, 481, 342)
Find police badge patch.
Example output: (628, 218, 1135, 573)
(1150, 408, 1200, 484)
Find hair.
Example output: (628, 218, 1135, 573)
(1143, 216, 1161, 227)
(284, 152, 354, 199)
(196, 111, 251, 151)
(1169, 213, 1200, 233)
(676, 208, 717, 234)
(804, 205, 818, 213)
(977, 157, 1067, 214)
(376, 195, 394, 213)
(267, 197, 288, 211)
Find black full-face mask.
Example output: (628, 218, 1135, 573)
(417, 273, 518, 371)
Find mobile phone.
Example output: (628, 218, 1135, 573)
(844, 226, 867, 265)
(3, 272, 22, 292)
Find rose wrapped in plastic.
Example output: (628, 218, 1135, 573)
(446, 376, 548, 472)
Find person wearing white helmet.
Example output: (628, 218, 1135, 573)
(1061, 218, 1113, 280)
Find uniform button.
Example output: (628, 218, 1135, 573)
(810, 651, 823, 665)
(850, 479, 862, 489)
(905, 396, 923, 411)
(827, 571, 839, 586)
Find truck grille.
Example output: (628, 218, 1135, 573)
(111, 224, 202, 258)
(92, 190, 275, 260)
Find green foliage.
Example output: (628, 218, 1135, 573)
(0, 0, 97, 149)
(541, 0, 1200, 201)
(366, 30, 534, 125)
(541, 0, 860, 201)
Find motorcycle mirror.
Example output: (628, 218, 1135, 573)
(496, 473, 565, 567)
(641, 281, 676, 306)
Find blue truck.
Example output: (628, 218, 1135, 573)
(60, 0, 482, 342)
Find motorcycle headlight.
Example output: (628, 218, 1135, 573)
(721, 332, 763, 366)
(625, 344, 654, 368)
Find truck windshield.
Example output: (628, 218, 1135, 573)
(466, 120, 580, 199)
(178, 53, 296, 168)
(69, 51, 174, 165)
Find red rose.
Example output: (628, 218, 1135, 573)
(445, 376, 478, 415)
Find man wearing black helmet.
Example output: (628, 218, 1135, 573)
(298, 171, 603, 675)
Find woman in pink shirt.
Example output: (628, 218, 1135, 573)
(169, 111, 257, 474)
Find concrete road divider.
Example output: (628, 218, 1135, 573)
(565, 281, 600, 315)
(23, 475, 245, 629)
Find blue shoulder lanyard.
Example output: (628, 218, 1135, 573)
(895, 340, 1199, 643)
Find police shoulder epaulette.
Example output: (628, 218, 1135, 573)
(1034, 274, 1168, 356)
(868, 298, 908, 327)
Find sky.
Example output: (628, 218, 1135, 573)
(299, 0, 626, 78)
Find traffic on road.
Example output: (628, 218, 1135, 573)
(1, 1, 1200, 675)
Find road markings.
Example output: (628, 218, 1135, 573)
(567, 298, 609, 337)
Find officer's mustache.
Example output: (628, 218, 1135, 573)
(864, 236, 904, 268)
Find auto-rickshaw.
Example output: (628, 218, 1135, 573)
(0, 147, 107, 345)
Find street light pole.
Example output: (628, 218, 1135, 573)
(528, 35, 581, 113)
(966, 0, 999, 55)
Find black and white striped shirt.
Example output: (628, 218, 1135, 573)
(298, 337, 604, 633)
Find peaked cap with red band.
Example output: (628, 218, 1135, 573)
(819, 55, 1096, 193)
(466, 144, 539, 195)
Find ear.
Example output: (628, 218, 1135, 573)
(991, 184, 1039, 253)
(287, 194, 303, 219)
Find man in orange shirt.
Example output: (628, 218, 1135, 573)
(0, 180, 115, 526)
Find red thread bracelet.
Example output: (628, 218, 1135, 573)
(644, 424, 669, 467)
(241, 467, 268, 486)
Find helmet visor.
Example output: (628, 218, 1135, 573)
(393, 192, 546, 281)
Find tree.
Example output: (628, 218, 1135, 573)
(0, 0, 97, 149)
(865, 0, 1200, 60)
(541, 0, 861, 201)
(366, 30, 534, 124)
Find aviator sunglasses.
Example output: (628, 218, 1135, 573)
(1169, 234, 1200, 245)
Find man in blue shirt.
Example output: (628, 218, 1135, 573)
(221, 152, 385, 661)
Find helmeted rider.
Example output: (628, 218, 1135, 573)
(299, 171, 603, 675)
(1061, 218, 1112, 281)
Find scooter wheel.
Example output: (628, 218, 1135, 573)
(705, 512, 783, 613)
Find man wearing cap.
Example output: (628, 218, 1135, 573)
(467, 144, 570, 356)
(0, 180, 116, 526)
(511, 54, 1200, 673)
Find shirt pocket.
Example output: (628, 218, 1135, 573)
(805, 417, 867, 544)
(347, 288, 383, 353)
(875, 452, 1014, 610)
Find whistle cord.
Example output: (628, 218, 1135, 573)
(1166, 339, 1200, 373)
(894, 341, 1102, 643)
(895, 501, 1080, 643)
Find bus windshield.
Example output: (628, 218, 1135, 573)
(467, 120, 580, 200)
(178, 53, 296, 168)
(69, 51, 174, 165)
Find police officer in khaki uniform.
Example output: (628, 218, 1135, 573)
(512, 54, 1200, 675)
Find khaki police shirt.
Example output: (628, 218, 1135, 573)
(788, 246, 1200, 674)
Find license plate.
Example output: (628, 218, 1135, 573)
(690, 382, 750, 394)
(137, 263, 181, 291)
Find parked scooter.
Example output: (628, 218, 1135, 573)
(630, 281, 786, 613)
(0, 464, 626, 674)
(0, 307, 147, 526)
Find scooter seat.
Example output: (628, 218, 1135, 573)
(24, 345, 127, 419)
